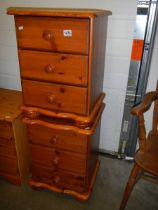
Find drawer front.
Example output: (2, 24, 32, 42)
(19, 50, 88, 86)
(0, 121, 14, 143)
(0, 144, 16, 158)
(32, 164, 86, 193)
(15, 16, 89, 54)
(0, 155, 19, 175)
(30, 144, 87, 175)
(0, 172, 21, 185)
(22, 80, 87, 115)
(28, 124, 88, 154)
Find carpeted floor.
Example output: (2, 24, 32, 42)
(0, 155, 158, 210)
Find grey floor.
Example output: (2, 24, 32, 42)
(0, 155, 158, 210)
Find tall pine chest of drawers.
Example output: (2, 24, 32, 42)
(7, 7, 111, 200)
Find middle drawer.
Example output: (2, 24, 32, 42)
(22, 79, 87, 115)
(27, 124, 87, 154)
(19, 50, 88, 86)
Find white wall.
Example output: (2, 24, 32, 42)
(0, 0, 138, 152)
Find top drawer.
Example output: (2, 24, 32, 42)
(15, 16, 90, 54)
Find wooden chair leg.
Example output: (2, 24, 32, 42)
(119, 163, 143, 210)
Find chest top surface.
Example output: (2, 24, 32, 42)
(0, 89, 22, 122)
(7, 7, 112, 18)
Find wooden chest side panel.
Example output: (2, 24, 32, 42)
(86, 120, 101, 189)
(88, 16, 108, 113)
(13, 115, 30, 183)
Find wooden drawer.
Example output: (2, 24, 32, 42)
(22, 79, 87, 115)
(19, 50, 88, 86)
(30, 144, 87, 175)
(0, 144, 16, 158)
(15, 16, 89, 54)
(32, 164, 86, 193)
(0, 172, 21, 185)
(27, 124, 87, 154)
(0, 121, 14, 142)
(0, 155, 19, 175)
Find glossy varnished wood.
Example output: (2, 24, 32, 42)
(0, 155, 19, 176)
(88, 15, 108, 113)
(27, 124, 88, 154)
(7, 7, 112, 18)
(30, 144, 87, 174)
(7, 7, 111, 200)
(0, 89, 22, 122)
(10, 7, 111, 116)
(15, 16, 89, 54)
(22, 79, 87, 115)
(0, 121, 14, 142)
(19, 50, 88, 86)
(22, 103, 105, 135)
(119, 84, 158, 210)
(21, 93, 105, 128)
(29, 159, 100, 201)
(0, 88, 30, 185)
(31, 164, 86, 193)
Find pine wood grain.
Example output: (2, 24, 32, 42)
(0, 88, 22, 122)
(19, 50, 88, 86)
(15, 16, 89, 54)
(7, 7, 112, 18)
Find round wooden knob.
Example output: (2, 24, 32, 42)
(53, 176, 60, 184)
(50, 136, 58, 144)
(43, 30, 53, 41)
(46, 94, 55, 104)
(53, 156, 60, 165)
(45, 64, 55, 74)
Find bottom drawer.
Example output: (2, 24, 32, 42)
(0, 172, 21, 185)
(31, 164, 86, 193)
(30, 144, 87, 174)
(0, 155, 19, 175)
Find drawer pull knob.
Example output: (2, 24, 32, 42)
(45, 64, 55, 74)
(46, 94, 56, 104)
(50, 136, 58, 144)
(43, 30, 53, 41)
(53, 176, 60, 184)
(53, 156, 60, 165)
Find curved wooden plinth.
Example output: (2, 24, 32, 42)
(29, 160, 100, 201)
(23, 104, 104, 135)
(21, 93, 105, 128)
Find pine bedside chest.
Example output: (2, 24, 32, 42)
(7, 7, 111, 200)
